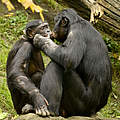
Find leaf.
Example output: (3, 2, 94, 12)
(112, 93, 118, 99)
(118, 56, 120, 61)
(116, 116, 120, 118)
(18, 0, 44, 21)
(113, 53, 117, 59)
(1, 0, 15, 11)
(4, 12, 14, 17)
(0, 109, 2, 113)
(0, 112, 8, 120)
(18, 0, 33, 9)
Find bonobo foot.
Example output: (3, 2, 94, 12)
(35, 104, 50, 116)
(22, 104, 34, 114)
(31, 90, 50, 116)
(22, 103, 50, 116)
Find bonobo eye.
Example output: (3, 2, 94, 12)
(40, 26, 44, 30)
(61, 17, 68, 27)
(44, 25, 48, 28)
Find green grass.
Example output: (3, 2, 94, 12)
(98, 75, 120, 118)
(0, 9, 120, 119)
(0, 10, 29, 118)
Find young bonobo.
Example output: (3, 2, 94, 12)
(6, 20, 51, 116)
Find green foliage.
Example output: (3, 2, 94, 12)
(110, 53, 120, 72)
(36, 0, 41, 3)
(0, 10, 29, 117)
(103, 36, 120, 71)
(103, 36, 120, 53)
(100, 37, 120, 118)
(0, 11, 28, 43)
(0, 112, 8, 120)
(0, 40, 10, 113)
(47, 0, 64, 10)
(102, 36, 120, 118)
(99, 79, 120, 118)
(0, 76, 15, 115)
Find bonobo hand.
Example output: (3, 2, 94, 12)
(30, 89, 50, 116)
(33, 34, 49, 49)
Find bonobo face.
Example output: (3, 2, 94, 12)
(51, 15, 69, 43)
(35, 22, 51, 38)
(26, 21, 51, 40)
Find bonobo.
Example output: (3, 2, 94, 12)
(6, 20, 51, 116)
(33, 9, 112, 117)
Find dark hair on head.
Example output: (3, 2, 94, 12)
(55, 8, 80, 25)
(25, 19, 43, 30)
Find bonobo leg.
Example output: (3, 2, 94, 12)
(60, 70, 100, 117)
(40, 62, 64, 116)
(22, 71, 43, 114)
(8, 85, 29, 114)
(31, 71, 43, 89)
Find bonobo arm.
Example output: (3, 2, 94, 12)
(8, 42, 36, 93)
(34, 31, 86, 69)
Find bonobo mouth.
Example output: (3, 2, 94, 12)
(43, 34, 49, 37)
(50, 32, 58, 40)
(42, 31, 52, 38)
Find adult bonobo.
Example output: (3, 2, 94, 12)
(33, 9, 112, 117)
(6, 20, 51, 116)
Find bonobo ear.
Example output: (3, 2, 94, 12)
(26, 27, 35, 39)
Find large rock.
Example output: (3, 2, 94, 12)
(13, 113, 118, 120)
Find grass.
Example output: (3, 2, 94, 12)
(0, 10, 29, 119)
(98, 73, 120, 118)
(0, 8, 120, 119)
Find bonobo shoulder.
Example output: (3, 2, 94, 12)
(23, 41, 32, 47)
(68, 29, 84, 41)
(21, 41, 33, 51)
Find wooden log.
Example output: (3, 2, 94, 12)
(57, 0, 120, 41)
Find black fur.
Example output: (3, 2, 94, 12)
(33, 9, 112, 117)
(6, 20, 50, 116)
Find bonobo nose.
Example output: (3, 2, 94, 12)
(46, 30, 51, 38)
(47, 30, 51, 33)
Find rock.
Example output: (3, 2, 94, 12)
(13, 113, 118, 120)
(14, 113, 66, 120)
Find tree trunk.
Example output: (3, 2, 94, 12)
(57, 0, 120, 41)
